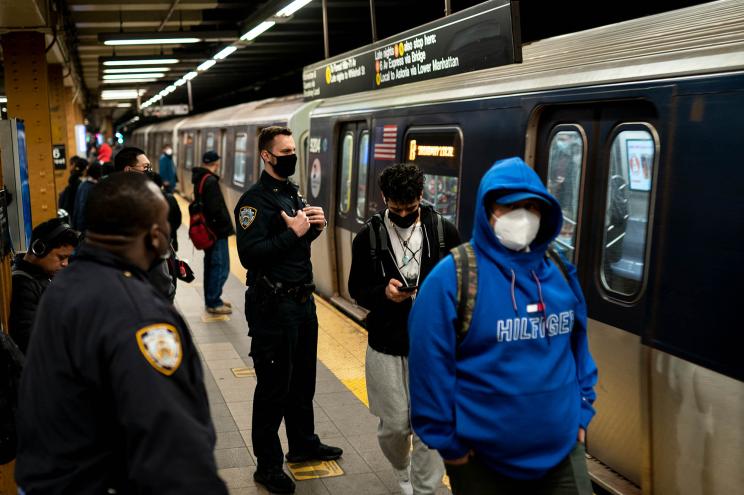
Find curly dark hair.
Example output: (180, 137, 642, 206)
(378, 163, 424, 204)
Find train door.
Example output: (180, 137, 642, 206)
(532, 100, 661, 489)
(333, 122, 370, 306)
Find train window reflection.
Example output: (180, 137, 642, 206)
(404, 128, 461, 224)
(233, 133, 248, 186)
(356, 131, 370, 220)
(339, 132, 354, 214)
(601, 128, 656, 296)
(547, 128, 585, 262)
(183, 132, 194, 170)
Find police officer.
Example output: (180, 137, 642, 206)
(15, 172, 227, 494)
(235, 126, 341, 494)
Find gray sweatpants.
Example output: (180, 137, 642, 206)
(366, 346, 445, 494)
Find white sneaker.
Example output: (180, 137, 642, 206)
(395, 468, 413, 495)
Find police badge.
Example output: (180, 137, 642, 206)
(239, 206, 257, 230)
(136, 324, 183, 375)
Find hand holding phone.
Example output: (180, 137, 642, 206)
(398, 285, 418, 293)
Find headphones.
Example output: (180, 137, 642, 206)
(30, 223, 77, 257)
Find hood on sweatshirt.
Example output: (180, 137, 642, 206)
(472, 157, 562, 267)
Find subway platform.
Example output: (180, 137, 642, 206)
(172, 222, 450, 495)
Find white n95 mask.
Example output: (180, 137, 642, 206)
(493, 208, 541, 251)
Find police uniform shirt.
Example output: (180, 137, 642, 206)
(15, 244, 228, 494)
(234, 171, 322, 286)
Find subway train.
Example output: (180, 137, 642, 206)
(131, 1, 744, 493)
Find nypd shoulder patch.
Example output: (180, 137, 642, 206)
(136, 324, 183, 376)
(239, 206, 257, 230)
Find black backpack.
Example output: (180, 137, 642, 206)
(0, 331, 24, 464)
(450, 243, 571, 340)
(367, 207, 446, 278)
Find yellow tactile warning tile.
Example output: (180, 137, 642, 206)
(287, 460, 344, 480)
(313, 296, 370, 407)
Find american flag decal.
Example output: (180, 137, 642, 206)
(373, 125, 398, 161)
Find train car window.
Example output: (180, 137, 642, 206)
(356, 131, 370, 221)
(546, 127, 585, 262)
(601, 127, 657, 297)
(233, 133, 249, 186)
(206, 131, 216, 152)
(339, 132, 354, 215)
(403, 128, 462, 223)
(183, 132, 194, 170)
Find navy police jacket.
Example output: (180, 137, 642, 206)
(15, 244, 227, 494)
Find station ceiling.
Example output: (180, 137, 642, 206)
(0, 0, 710, 129)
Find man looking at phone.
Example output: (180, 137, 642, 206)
(234, 126, 341, 494)
(348, 163, 460, 494)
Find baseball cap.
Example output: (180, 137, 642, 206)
(494, 191, 549, 206)
(202, 150, 220, 164)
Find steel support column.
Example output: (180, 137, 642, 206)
(2, 31, 58, 224)
(64, 86, 84, 164)
(48, 64, 69, 198)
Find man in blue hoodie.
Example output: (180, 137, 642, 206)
(408, 157, 597, 494)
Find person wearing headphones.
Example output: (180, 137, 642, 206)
(9, 218, 80, 353)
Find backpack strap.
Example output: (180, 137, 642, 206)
(368, 213, 388, 278)
(545, 248, 570, 283)
(436, 211, 446, 258)
(451, 242, 478, 341)
(196, 173, 211, 202)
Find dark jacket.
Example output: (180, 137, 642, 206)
(348, 205, 460, 356)
(8, 255, 51, 354)
(71, 179, 96, 232)
(59, 171, 82, 215)
(192, 167, 234, 239)
(234, 171, 322, 286)
(15, 244, 227, 494)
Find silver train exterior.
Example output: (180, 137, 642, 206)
(131, 2, 744, 493)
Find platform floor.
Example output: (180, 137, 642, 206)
(174, 223, 450, 495)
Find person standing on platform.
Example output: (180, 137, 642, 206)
(9, 219, 80, 354)
(408, 157, 598, 495)
(348, 163, 460, 495)
(159, 143, 178, 193)
(97, 140, 113, 164)
(234, 126, 341, 494)
(71, 161, 102, 233)
(14, 172, 227, 494)
(192, 151, 234, 315)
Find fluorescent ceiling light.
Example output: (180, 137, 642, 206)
(104, 38, 201, 46)
(197, 59, 216, 71)
(103, 73, 165, 80)
(184, 71, 198, 81)
(117, 103, 132, 108)
(103, 59, 179, 66)
(104, 67, 170, 74)
(276, 0, 313, 17)
(174, 78, 186, 87)
(104, 78, 158, 84)
(241, 21, 275, 41)
(214, 46, 237, 60)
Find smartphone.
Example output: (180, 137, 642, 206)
(398, 285, 419, 292)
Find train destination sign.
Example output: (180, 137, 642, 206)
(302, 0, 521, 100)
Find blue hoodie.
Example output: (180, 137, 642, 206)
(408, 157, 598, 480)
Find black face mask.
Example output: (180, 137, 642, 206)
(388, 209, 418, 229)
(270, 153, 297, 178)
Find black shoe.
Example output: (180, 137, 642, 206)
(253, 467, 296, 494)
(285, 443, 343, 463)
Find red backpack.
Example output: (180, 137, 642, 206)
(188, 174, 216, 250)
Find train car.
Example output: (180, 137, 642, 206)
(302, 1, 744, 494)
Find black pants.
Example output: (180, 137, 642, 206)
(246, 291, 320, 469)
(445, 443, 593, 495)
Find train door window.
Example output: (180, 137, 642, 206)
(183, 132, 194, 170)
(546, 127, 586, 262)
(233, 133, 249, 186)
(356, 131, 370, 221)
(339, 132, 354, 215)
(601, 126, 657, 297)
(403, 127, 462, 223)
(206, 131, 216, 152)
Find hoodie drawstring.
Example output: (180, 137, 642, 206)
(531, 270, 550, 343)
(510, 269, 518, 314)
